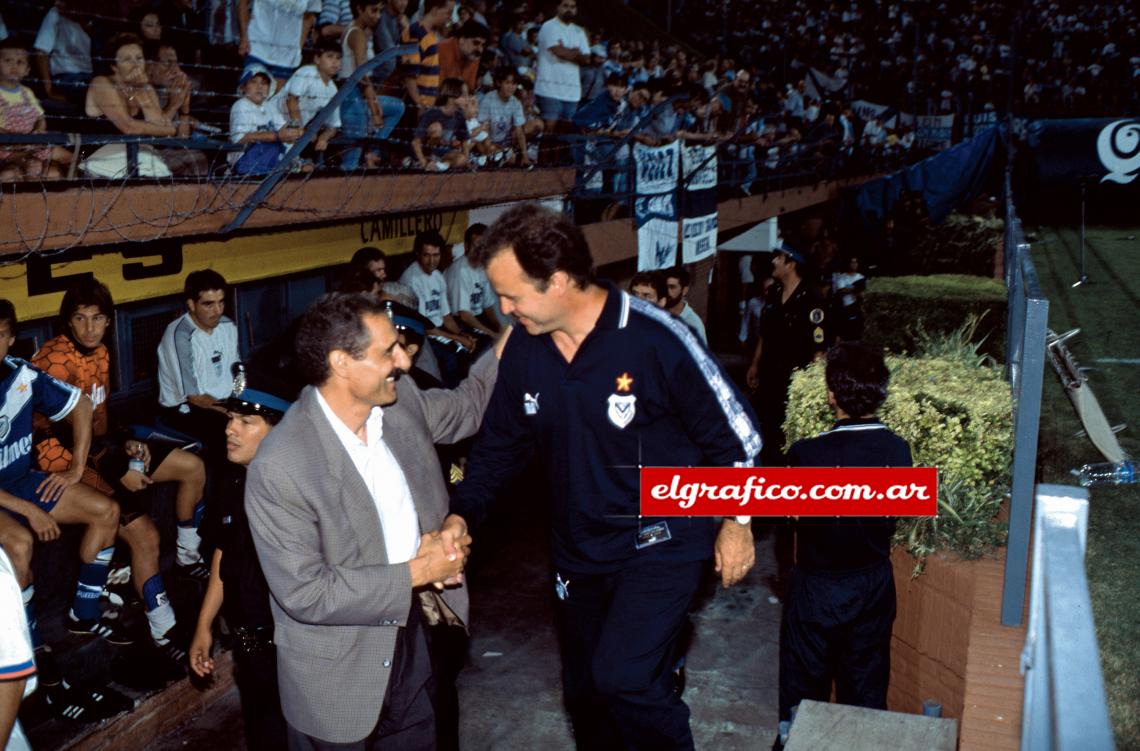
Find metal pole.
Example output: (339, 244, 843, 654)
(1073, 180, 1089, 286)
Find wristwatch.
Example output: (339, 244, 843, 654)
(733, 516, 751, 525)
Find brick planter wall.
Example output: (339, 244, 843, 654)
(888, 546, 1028, 751)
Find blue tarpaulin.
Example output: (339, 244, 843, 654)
(853, 125, 1002, 224)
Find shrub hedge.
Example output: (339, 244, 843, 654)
(784, 353, 1012, 568)
(862, 274, 1008, 361)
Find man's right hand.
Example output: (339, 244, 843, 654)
(746, 362, 760, 390)
(189, 629, 215, 677)
(26, 507, 61, 542)
(410, 530, 469, 588)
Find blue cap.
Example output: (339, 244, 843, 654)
(777, 245, 808, 266)
(381, 300, 433, 337)
(218, 363, 293, 419)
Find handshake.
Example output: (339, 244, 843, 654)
(409, 514, 472, 590)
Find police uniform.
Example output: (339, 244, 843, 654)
(778, 418, 912, 723)
(754, 280, 828, 464)
(455, 285, 761, 750)
(199, 381, 291, 750)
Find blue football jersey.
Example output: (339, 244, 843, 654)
(0, 356, 81, 486)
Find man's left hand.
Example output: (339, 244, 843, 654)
(37, 467, 82, 504)
(714, 519, 755, 588)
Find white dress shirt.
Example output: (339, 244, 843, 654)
(315, 390, 420, 564)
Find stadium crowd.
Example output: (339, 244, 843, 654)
(0, 0, 971, 183)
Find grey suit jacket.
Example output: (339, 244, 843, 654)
(245, 352, 497, 743)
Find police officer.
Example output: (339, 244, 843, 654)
(188, 368, 293, 750)
(745, 246, 829, 466)
(774, 342, 912, 750)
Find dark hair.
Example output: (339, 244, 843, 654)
(351, 0, 382, 14)
(423, 0, 452, 13)
(492, 65, 517, 86)
(646, 77, 671, 98)
(61, 278, 115, 322)
(339, 266, 382, 294)
(473, 203, 595, 289)
(313, 35, 342, 57)
(0, 37, 29, 54)
(435, 76, 467, 105)
(351, 246, 386, 267)
(454, 20, 490, 39)
(414, 230, 446, 256)
(629, 271, 666, 300)
(294, 293, 390, 385)
(825, 342, 890, 417)
(464, 222, 487, 249)
(0, 299, 16, 335)
(106, 33, 144, 65)
(664, 265, 691, 288)
(184, 269, 227, 302)
(605, 72, 626, 87)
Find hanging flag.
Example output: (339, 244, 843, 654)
(634, 141, 680, 270)
(681, 143, 718, 264)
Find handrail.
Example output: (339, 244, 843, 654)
(220, 42, 416, 235)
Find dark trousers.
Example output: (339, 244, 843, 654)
(556, 559, 703, 751)
(286, 606, 436, 751)
(426, 623, 468, 751)
(778, 560, 896, 721)
(234, 641, 287, 750)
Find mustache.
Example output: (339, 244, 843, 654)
(390, 368, 408, 381)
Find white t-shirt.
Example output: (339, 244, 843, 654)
(534, 18, 589, 103)
(832, 271, 865, 307)
(0, 547, 34, 751)
(339, 25, 373, 79)
(399, 263, 450, 326)
(228, 96, 287, 164)
(678, 302, 708, 344)
(247, 0, 321, 69)
(444, 259, 491, 316)
(275, 64, 341, 128)
(157, 313, 241, 408)
(33, 7, 92, 76)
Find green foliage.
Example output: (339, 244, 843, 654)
(863, 274, 1008, 361)
(899, 212, 1004, 277)
(784, 351, 1012, 567)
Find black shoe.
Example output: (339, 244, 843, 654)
(67, 611, 135, 645)
(150, 639, 189, 683)
(34, 645, 62, 688)
(45, 680, 134, 723)
(175, 560, 210, 583)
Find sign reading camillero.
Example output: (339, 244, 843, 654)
(0, 210, 468, 322)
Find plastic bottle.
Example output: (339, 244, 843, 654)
(1074, 460, 1137, 487)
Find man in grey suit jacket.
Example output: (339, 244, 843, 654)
(246, 292, 498, 750)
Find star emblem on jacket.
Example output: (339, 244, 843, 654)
(615, 372, 633, 392)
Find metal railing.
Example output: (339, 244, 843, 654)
(1020, 484, 1114, 750)
(1000, 168, 1049, 627)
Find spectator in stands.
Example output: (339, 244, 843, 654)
(776, 342, 911, 750)
(500, 10, 534, 72)
(371, 0, 409, 82)
(534, 0, 591, 160)
(276, 36, 343, 162)
(340, 0, 406, 171)
(190, 373, 292, 751)
(84, 33, 207, 177)
(399, 229, 477, 385)
(0, 300, 132, 649)
(32, 279, 207, 668)
(33, 1, 93, 109)
(350, 246, 387, 283)
(401, 0, 454, 113)
(663, 265, 708, 344)
(0, 38, 69, 180)
(411, 76, 471, 171)
(572, 72, 628, 132)
(459, 88, 498, 166)
(317, 0, 353, 40)
(147, 42, 194, 138)
(861, 115, 887, 152)
(445, 223, 500, 341)
(478, 66, 532, 166)
(229, 65, 304, 174)
(238, 0, 321, 88)
(439, 20, 488, 93)
(628, 271, 667, 307)
(157, 269, 241, 457)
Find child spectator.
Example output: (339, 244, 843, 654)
(0, 38, 69, 180)
(411, 76, 470, 171)
(229, 65, 303, 174)
(461, 89, 497, 166)
(478, 66, 531, 165)
(276, 36, 342, 161)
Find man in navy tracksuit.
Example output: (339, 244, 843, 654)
(775, 341, 912, 749)
(446, 203, 761, 750)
